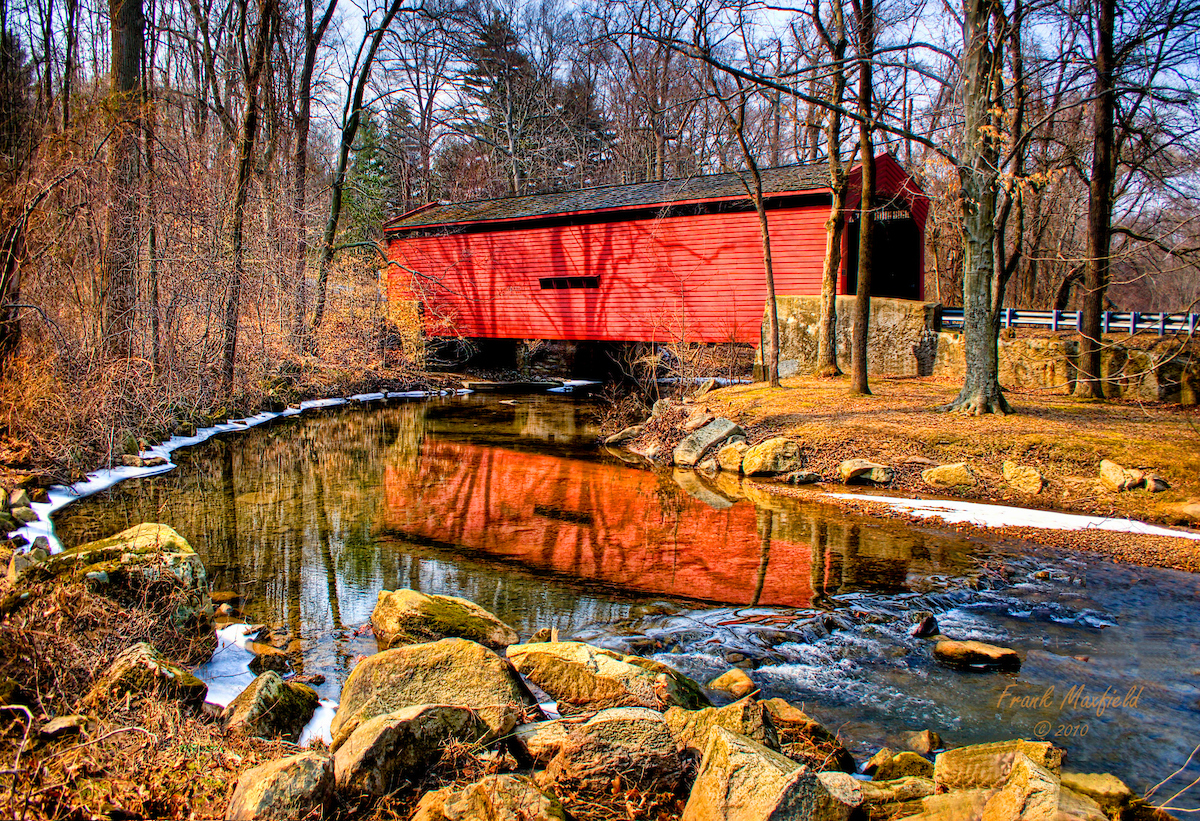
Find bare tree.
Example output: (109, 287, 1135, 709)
(939, 0, 1014, 414)
(847, 0, 873, 395)
(102, 0, 144, 360)
(309, 0, 409, 343)
(810, 0, 851, 377)
(221, 0, 278, 396)
(289, 0, 339, 353)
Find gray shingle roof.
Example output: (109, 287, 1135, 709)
(384, 163, 831, 232)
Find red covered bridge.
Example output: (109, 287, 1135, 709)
(383, 154, 928, 344)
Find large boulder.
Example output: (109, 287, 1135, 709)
(220, 672, 319, 742)
(933, 640, 1022, 671)
(371, 589, 518, 652)
(545, 707, 685, 797)
(512, 719, 576, 766)
(1060, 772, 1134, 816)
(839, 459, 894, 485)
(674, 418, 744, 467)
(329, 638, 535, 752)
(506, 641, 709, 714)
(35, 524, 213, 632)
(225, 751, 333, 821)
(664, 696, 780, 754)
(742, 438, 804, 476)
(84, 642, 207, 709)
(1099, 459, 1143, 492)
(1002, 461, 1045, 494)
(921, 463, 977, 489)
(716, 440, 749, 473)
(979, 753, 1060, 821)
(934, 740, 1062, 791)
(333, 704, 489, 797)
(411, 774, 568, 821)
(681, 726, 851, 821)
(761, 698, 855, 773)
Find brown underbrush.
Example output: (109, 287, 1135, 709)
(0, 579, 273, 821)
(0, 352, 447, 489)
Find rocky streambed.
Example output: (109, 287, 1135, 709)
(0, 522, 1178, 820)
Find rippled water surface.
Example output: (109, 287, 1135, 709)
(52, 393, 1200, 808)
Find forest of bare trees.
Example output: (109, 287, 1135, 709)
(0, 0, 1198, 467)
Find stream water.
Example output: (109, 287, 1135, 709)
(50, 393, 1200, 808)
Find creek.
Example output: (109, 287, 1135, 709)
(50, 393, 1200, 806)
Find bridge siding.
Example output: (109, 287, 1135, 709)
(387, 154, 926, 344)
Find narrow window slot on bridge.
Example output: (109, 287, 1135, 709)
(539, 276, 599, 290)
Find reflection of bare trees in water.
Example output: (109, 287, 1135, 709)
(752, 507, 772, 606)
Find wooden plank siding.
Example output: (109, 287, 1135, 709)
(385, 154, 927, 344)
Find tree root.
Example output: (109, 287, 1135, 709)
(939, 389, 1012, 416)
(813, 364, 843, 378)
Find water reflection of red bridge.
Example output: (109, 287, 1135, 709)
(380, 439, 817, 607)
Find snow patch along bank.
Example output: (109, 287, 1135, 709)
(824, 493, 1200, 540)
(16, 389, 472, 552)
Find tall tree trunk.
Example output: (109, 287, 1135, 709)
(220, 0, 276, 397)
(310, 0, 404, 343)
(62, 0, 78, 130)
(1078, 0, 1114, 399)
(942, 0, 1011, 414)
(754, 194, 781, 388)
(102, 0, 144, 361)
(144, 14, 161, 375)
(813, 0, 848, 377)
(290, 0, 339, 353)
(849, 0, 874, 396)
(0, 220, 23, 374)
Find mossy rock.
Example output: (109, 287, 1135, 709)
(412, 774, 568, 821)
(226, 752, 334, 821)
(221, 672, 319, 742)
(84, 642, 208, 709)
(34, 524, 214, 633)
(371, 589, 519, 652)
(664, 696, 780, 755)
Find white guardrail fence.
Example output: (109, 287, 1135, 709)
(940, 308, 1200, 336)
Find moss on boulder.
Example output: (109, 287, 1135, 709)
(371, 588, 518, 652)
(412, 774, 568, 821)
(83, 642, 208, 709)
(220, 672, 319, 741)
(333, 704, 490, 797)
(225, 751, 333, 821)
(664, 696, 779, 755)
(32, 524, 213, 633)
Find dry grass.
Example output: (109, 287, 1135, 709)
(0, 353, 448, 488)
(0, 578, 298, 821)
(704, 373, 1200, 527)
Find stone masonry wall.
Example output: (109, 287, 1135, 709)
(758, 296, 1198, 404)
(932, 331, 1199, 404)
(761, 295, 941, 378)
